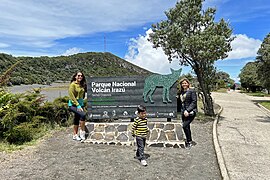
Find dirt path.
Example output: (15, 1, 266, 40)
(0, 120, 221, 180)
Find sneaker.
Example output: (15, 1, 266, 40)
(140, 159, 147, 166)
(80, 130, 86, 140)
(185, 142, 192, 149)
(73, 134, 82, 141)
(185, 141, 196, 149)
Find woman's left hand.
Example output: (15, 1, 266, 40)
(77, 107, 83, 112)
(184, 110, 189, 117)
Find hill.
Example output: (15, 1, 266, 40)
(0, 52, 151, 85)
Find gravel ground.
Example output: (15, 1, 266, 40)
(0, 119, 221, 180)
(1, 84, 221, 180)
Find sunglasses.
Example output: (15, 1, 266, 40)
(77, 74, 83, 77)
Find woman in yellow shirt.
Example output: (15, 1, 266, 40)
(68, 71, 87, 141)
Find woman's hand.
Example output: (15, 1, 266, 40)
(184, 110, 189, 117)
(77, 107, 83, 112)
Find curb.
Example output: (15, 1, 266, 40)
(256, 103, 270, 117)
(213, 106, 230, 180)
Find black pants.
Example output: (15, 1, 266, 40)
(182, 114, 196, 142)
(136, 136, 146, 160)
(68, 106, 86, 125)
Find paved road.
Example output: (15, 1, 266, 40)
(212, 91, 270, 180)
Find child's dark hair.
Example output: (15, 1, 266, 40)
(137, 105, 146, 113)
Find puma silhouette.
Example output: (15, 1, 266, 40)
(143, 68, 182, 103)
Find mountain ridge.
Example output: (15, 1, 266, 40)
(0, 52, 152, 85)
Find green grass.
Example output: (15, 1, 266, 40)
(0, 140, 38, 152)
(213, 88, 228, 93)
(244, 92, 270, 97)
(193, 98, 216, 121)
(0, 125, 66, 153)
(42, 85, 69, 91)
(259, 102, 270, 111)
(195, 112, 215, 121)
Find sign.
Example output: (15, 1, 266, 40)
(87, 68, 181, 120)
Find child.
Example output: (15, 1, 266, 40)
(131, 105, 149, 166)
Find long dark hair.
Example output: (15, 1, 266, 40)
(70, 71, 87, 92)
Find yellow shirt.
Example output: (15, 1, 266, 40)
(68, 81, 85, 107)
(131, 117, 149, 138)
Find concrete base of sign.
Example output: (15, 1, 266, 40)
(84, 121, 185, 148)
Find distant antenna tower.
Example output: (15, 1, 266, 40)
(104, 34, 106, 52)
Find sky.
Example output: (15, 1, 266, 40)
(0, 0, 269, 83)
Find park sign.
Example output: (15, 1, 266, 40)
(87, 68, 182, 120)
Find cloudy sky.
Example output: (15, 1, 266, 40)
(0, 0, 269, 82)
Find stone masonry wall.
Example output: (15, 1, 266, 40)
(85, 122, 185, 148)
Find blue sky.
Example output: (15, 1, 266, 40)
(0, 0, 269, 82)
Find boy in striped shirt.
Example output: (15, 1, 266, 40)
(131, 105, 149, 166)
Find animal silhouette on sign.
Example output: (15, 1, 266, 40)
(143, 68, 182, 103)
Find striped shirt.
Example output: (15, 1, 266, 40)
(131, 117, 149, 138)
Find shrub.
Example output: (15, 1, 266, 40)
(3, 122, 37, 144)
(0, 91, 70, 144)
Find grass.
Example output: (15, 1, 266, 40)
(0, 140, 39, 152)
(194, 98, 217, 121)
(195, 112, 215, 122)
(0, 125, 67, 153)
(259, 102, 270, 111)
(244, 91, 270, 97)
(42, 85, 69, 91)
(213, 88, 228, 93)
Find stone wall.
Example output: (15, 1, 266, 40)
(85, 122, 185, 148)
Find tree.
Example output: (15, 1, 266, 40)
(214, 71, 234, 89)
(149, 0, 234, 116)
(256, 33, 270, 94)
(239, 62, 261, 92)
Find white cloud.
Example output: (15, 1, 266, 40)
(124, 29, 262, 78)
(227, 34, 261, 59)
(125, 29, 185, 75)
(0, 49, 56, 57)
(0, 0, 176, 51)
(62, 47, 82, 56)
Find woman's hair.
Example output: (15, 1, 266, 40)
(179, 78, 191, 92)
(70, 71, 87, 92)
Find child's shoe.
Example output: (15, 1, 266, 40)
(140, 159, 147, 166)
(185, 141, 197, 149)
